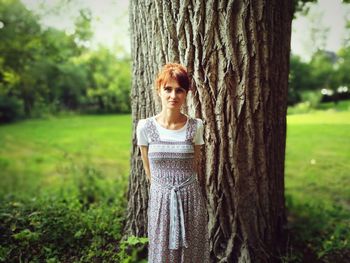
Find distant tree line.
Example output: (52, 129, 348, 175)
(289, 49, 350, 105)
(0, 0, 131, 123)
(288, 21, 350, 105)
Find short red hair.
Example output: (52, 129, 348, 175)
(155, 63, 191, 92)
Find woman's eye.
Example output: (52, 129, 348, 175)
(176, 89, 184, 93)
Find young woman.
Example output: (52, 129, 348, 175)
(136, 63, 210, 262)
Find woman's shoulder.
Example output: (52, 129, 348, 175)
(137, 118, 146, 124)
(138, 115, 154, 122)
(193, 117, 203, 122)
(192, 117, 204, 128)
(136, 118, 148, 130)
(137, 116, 155, 129)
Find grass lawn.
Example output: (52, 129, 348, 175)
(0, 114, 132, 198)
(285, 104, 350, 261)
(286, 110, 350, 208)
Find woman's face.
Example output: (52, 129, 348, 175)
(158, 78, 187, 110)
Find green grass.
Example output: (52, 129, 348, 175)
(287, 99, 350, 115)
(0, 114, 132, 198)
(284, 106, 350, 261)
(286, 111, 350, 206)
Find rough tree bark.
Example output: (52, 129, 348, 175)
(124, 1, 293, 262)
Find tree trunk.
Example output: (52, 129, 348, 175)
(21, 86, 34, 117)
(125, 1, 293, 262)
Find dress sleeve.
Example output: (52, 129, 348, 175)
(136, 119, 149, 146)
(193, 118, 205, 145)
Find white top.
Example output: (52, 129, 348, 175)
(136, 115, 205, 146)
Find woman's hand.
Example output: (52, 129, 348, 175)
(139, 146, 151, 184)
(194, 144, 207, 201)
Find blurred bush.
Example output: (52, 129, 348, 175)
(0, 162, 138, 263)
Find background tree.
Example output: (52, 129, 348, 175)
(82, 46, 131, 113)
(0, 0, 131, 122)
(288, 54, 313, 105)
(0, 0, 42, 116)
(309, 50, 337, 90)
(335, 48, 350, 90)
(287, 0, 350, 106)
(333, 20, 350, 94)
(125, 1, 294, 262)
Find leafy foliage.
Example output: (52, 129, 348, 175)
(0, 162, 128, 262)
(117, 236, 148, 262)
(289, 47, 350, 106)
(0, 0, 131, 123)
(292, 0, 318, 17)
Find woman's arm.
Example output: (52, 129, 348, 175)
(139, 145, 151, 183)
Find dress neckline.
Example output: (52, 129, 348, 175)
(152, 114, 189, 132)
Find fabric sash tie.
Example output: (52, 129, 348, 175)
(152, 174, 197, 250)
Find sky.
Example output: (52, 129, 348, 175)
(291, 0, 350, 61)
(22, 0, 130, 52)
(22, 0, 350, 61)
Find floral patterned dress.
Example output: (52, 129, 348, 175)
(142, 116, 210, 263)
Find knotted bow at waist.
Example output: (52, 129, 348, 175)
(152, 174, 197, 250)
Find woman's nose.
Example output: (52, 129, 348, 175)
(170, 90, 176, 98)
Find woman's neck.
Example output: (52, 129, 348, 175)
(156, 110, 187, 127)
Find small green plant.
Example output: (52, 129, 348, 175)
(287, 101, 313, 114)
(300, 90, 323, 109)
(117, 235, 148, 263)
